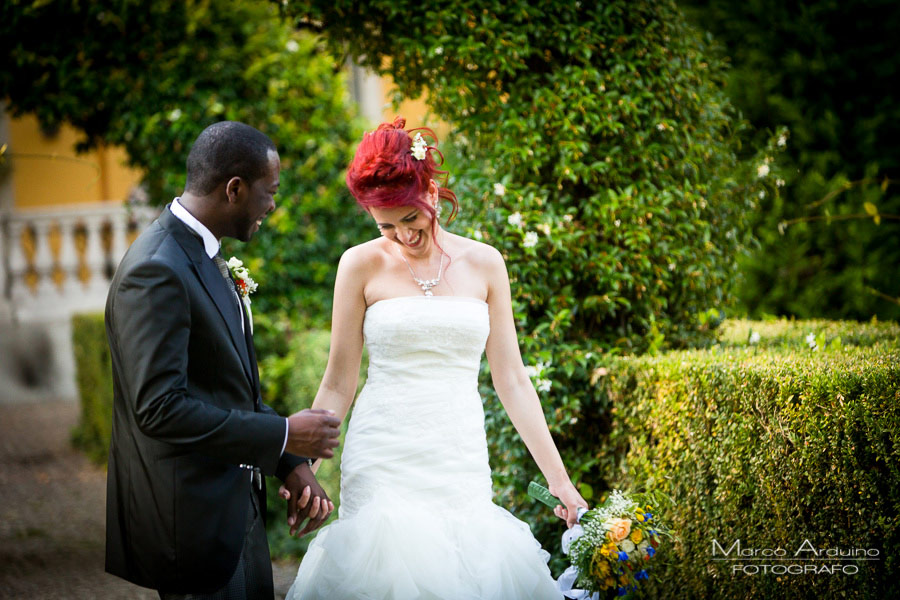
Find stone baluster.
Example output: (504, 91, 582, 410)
(83, 213, 108, 297)
(6, 219, 28, 304)
(110, 211, 129, 272)
(32, 219, 58, 299)
(0, 217, 9, 320)
(58, 217, 81, 297)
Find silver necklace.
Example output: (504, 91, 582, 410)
(399, 249, 444, 296)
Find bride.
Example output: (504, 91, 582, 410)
(287, 117, 587, 599)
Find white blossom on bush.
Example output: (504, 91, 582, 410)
(493, 183, 506, 197)
(507, 212, 523, 227)
(523, 231, 539, 248)
(806, 332, 818, 350)
(757, 163, 770, 178)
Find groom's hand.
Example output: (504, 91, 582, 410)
(285, 409, 341, 458)
(279, 463, 334, 537)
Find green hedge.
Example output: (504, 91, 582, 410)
(495, 318, 899, 598)
(71, 313, 113, 464)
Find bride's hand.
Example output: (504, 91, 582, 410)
(549, 481, 588, 529)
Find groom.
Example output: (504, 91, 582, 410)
(105, 121, 340, 599)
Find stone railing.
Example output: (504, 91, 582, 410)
(0, 203, 157, 402)
(1, 202, 157, 321)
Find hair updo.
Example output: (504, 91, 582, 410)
(346, 117, 458, 224)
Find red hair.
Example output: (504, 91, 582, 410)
(346, 117, 458, 224)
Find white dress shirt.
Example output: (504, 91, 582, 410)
(171, 198, 289, 457)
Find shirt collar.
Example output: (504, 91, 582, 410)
(171, 197, 220, 259)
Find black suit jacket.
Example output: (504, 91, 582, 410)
(104, 206, 305, 593)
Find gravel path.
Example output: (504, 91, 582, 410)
(0, 401, 297, 599)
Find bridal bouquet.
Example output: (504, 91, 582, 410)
(528, 482, 670, 599)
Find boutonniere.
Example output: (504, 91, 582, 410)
(226, 256, 258, 309)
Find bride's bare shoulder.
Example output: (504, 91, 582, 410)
(451, 233, 504, 269)
(341, 239, 389, 266)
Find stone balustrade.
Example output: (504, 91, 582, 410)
(0, 202, 157, 402)
(1, 202, 157, 321)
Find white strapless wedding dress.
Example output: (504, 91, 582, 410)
(286, 296, 561, 600)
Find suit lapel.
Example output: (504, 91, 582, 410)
(195, 258, 255, 383)
(160, 207, 255, 389)
(240, 304, 262, 408)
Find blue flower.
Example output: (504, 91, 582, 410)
(644, 512, 653, 521)
(617, 587, 627, 596)
(648, 529, 657, 536)
(647, 547, 656, 558)
(636, 569, 649, 580)
(618, 551, 629, 561)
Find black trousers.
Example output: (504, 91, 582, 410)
(159, 490, 273, 600)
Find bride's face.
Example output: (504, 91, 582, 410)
(370, 182, 439, 258)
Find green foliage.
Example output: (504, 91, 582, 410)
(287, 0, 758, 349)
(2, 0, 370, 322)
(514, 318, 900, 596)
(71, 313, 114, 464)
(681, 0, 900, 321)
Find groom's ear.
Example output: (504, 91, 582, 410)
(225, 176, 244, 204)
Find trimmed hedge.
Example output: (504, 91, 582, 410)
(497, 318, 900, 598)
(71, 313, 114, 464)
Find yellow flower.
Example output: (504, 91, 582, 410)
(631, 529, 643, 544)
(590, 547, 612, 580)
(620, 575, 630, 586)
(605, 577, 616, 589)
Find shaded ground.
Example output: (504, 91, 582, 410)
(0, 401, 297, 599)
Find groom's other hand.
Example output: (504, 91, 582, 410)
(286, 409, 341, 458)
(279, 463, 334, 536)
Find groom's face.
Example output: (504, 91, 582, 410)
(232, 149, 279, 242)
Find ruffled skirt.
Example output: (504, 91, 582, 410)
(286, 379, 560, 600)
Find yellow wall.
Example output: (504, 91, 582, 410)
(377, 70, 449, 140)
(7, 114, 142, 209)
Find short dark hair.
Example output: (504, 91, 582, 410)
(184, 121, 277, 195)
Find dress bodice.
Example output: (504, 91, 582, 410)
(362, 296, 490, 388)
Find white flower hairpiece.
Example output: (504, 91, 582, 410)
(410, 132, 428, 160)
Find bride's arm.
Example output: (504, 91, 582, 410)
(482, 246, 588, 527)
(310, 247, 367, 435)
